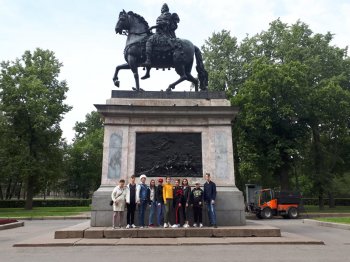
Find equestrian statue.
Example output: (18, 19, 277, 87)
(113, 3, 208, 92)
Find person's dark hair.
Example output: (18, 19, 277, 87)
(131, 175, 135, 179)
(150, 179, 155, 187)
(119, 179, 125, 183)
(166, 176, 171, 180)
(182, 178, 188, 185)
(205, 172, 210, 177)
(175, 178, 180, 183)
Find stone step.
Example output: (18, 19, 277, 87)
(55, 222, 281, 239)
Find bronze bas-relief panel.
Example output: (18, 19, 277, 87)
(135, 132, 202, 177)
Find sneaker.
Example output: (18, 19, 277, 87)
(183, 223, 189, 228)
(199, 223, 203, 228)
(193, 223, 197, 228)
(148, 224, 154, 227)
(112, 226, 116, 229)
(171, 224, 179, 228)
(131, 224, 137, 228)
(139, 226, 144, 229)
(164, 223, 168, 228)
(168, 223, 172, 228)
(126, 224, 130, 229)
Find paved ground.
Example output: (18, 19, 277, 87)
(1, 219, 350, 262)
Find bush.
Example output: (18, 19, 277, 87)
(0, 199, 91, 208)
(302, 198, 350, 206)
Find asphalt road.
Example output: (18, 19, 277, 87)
(1, 219, 350, 262)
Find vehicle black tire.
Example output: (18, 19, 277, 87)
(261, 207, 273, 219)
(288, 207, 299, 219)
(256, 213, 263, 219)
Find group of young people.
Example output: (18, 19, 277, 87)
(111, 173, 217, 229)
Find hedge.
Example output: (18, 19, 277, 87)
(0, 199, 91, 208)
(302, 198, 350, 206)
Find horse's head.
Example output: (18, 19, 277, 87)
(115, 10, 129, 34)
(115, 10, 150, 36)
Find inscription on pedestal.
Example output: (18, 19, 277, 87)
(135, 132, 202, 177)
(107, 133, 123, 179)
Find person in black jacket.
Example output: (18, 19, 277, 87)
(155, 178, 165, 227)
(191, 182, 204, 227)
(203, 173, 217, 228)
(172, 179, 184, 228)
(182, 178, 191, 228)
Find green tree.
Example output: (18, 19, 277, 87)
(63, 111, 103, 198)
(202, 20, 350, 203)
(0, 48, 71, 209)
(202, 30, 242, 93)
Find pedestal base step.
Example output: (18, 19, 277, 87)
(55, 221, 280, 239)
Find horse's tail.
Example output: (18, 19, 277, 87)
(194, 46, 208, 91)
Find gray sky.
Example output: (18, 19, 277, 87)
(1, 0, 349, 142)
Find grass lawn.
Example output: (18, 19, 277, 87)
(0, 206, 91, 218)
(303, 205, 350, 213)
(315, 217, 350, 224)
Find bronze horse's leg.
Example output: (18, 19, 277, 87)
(186, 73, 199, 92)
(128, 55, 141, 91)
(141, 67, 151, 80)
(113, 63, 130, 87)
(166, 65, 187, 92)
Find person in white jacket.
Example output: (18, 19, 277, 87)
(111, 179, 126, 229)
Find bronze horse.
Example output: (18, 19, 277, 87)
(113, 10, 208, 92)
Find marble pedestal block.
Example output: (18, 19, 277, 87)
(91, 91, 246, 227)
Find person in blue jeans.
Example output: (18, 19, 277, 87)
(148, 179, 157, 227)
(203, 172, 217, 228)
(136, 174, 150, 228)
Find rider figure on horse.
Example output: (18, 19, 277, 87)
(144, 3, 180, 67)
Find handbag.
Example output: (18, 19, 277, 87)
(110, 189, 124, 206)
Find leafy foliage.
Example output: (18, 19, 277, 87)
(0, 48, 71, 208)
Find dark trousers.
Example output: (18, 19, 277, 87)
(193, 205, 203, 224)
(174, 202, 183, 225)
(126, 202, 136, 225)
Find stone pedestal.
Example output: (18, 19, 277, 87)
(91, 91, 246, 226)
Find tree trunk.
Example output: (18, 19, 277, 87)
(17, 181, 22, 200)
(5, 178, 12, 199)
(318, 188, 324, 210)
(279, 164, 290, 190)
(312, 126, 325, 210)
(0, 184, 3, 200)
(25, 175, 35, 210)
(328, 191, 335, 208)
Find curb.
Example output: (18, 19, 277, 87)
(303, 219, 350, 230)
(0, 221, 24, 230)
(0, 216, 90, 220)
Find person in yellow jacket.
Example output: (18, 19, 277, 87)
(162, 176, 173, 228)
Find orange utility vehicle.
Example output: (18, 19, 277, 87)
(245, 184, 301, 219)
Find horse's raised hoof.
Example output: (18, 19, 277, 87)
(141, 73, 150, 80)
(114, 80, 120, 87)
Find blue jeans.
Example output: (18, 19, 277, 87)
(138, 200, 148, 227)
(156, 202, 165, 226)
(207, 201, 216, 225)
(148, 201, 157, 225)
